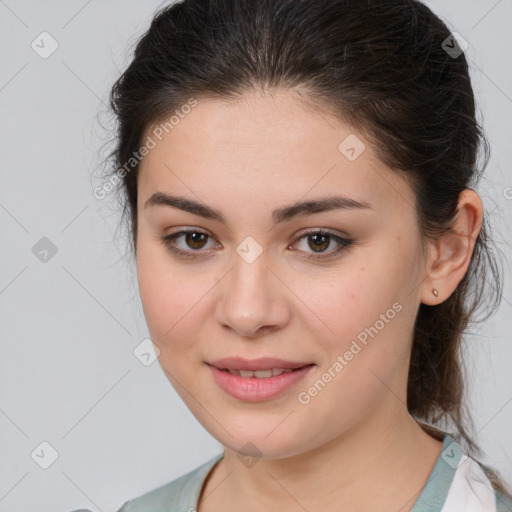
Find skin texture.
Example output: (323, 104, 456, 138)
(135, 90, 483, 512)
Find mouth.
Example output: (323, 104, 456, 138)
(207, 356, 313, 373)
(206, 357, 315, 402)
(216, 367, 300, 378)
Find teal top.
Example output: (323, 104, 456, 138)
(115, 434, 511, 512)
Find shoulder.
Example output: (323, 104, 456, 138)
(412, 434, 512, 512)
(115, 453, 224, 512)
(444, 454, 512, 512)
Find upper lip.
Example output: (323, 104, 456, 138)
(207, 357, 312, 371)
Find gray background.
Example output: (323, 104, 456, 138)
(0, 1, 511, 511)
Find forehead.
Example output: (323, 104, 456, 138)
(137, 91, 415, 219)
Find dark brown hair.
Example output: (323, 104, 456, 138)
(105, 0, 510, 498)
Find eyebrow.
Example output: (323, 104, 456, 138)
(144, 192, 372, 226)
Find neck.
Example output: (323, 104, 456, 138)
(200, 404, 443, 512)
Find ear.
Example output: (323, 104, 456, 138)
(421, 189, 483, 305)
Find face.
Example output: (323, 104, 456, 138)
(136, 90, 428, 459)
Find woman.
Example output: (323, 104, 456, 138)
(102, 0, 512, 510)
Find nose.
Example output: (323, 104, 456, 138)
(215, 253, 290, 338)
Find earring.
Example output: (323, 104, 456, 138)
(432, 288, 439, 298)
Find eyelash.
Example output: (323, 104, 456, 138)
(159, 228, 352, 261)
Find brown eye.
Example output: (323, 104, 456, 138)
(160, 229, 216, 258)
(184, 231, 209, 249)
(307, 233, 330, 252)
(292, 230, 352, 260)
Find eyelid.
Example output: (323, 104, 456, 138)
(293, 226, 350, 240)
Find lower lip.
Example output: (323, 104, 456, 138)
(207, 364, 314, 402)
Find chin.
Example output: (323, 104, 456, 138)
(205, 419, 318, 460)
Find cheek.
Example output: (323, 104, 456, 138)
(292, 263, 400, 347)
(136, 242, 201, 350)
(298, 246, 418, 377)
(293, 280, 414, 438)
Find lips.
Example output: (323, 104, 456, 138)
(206, 357, 315, 402)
